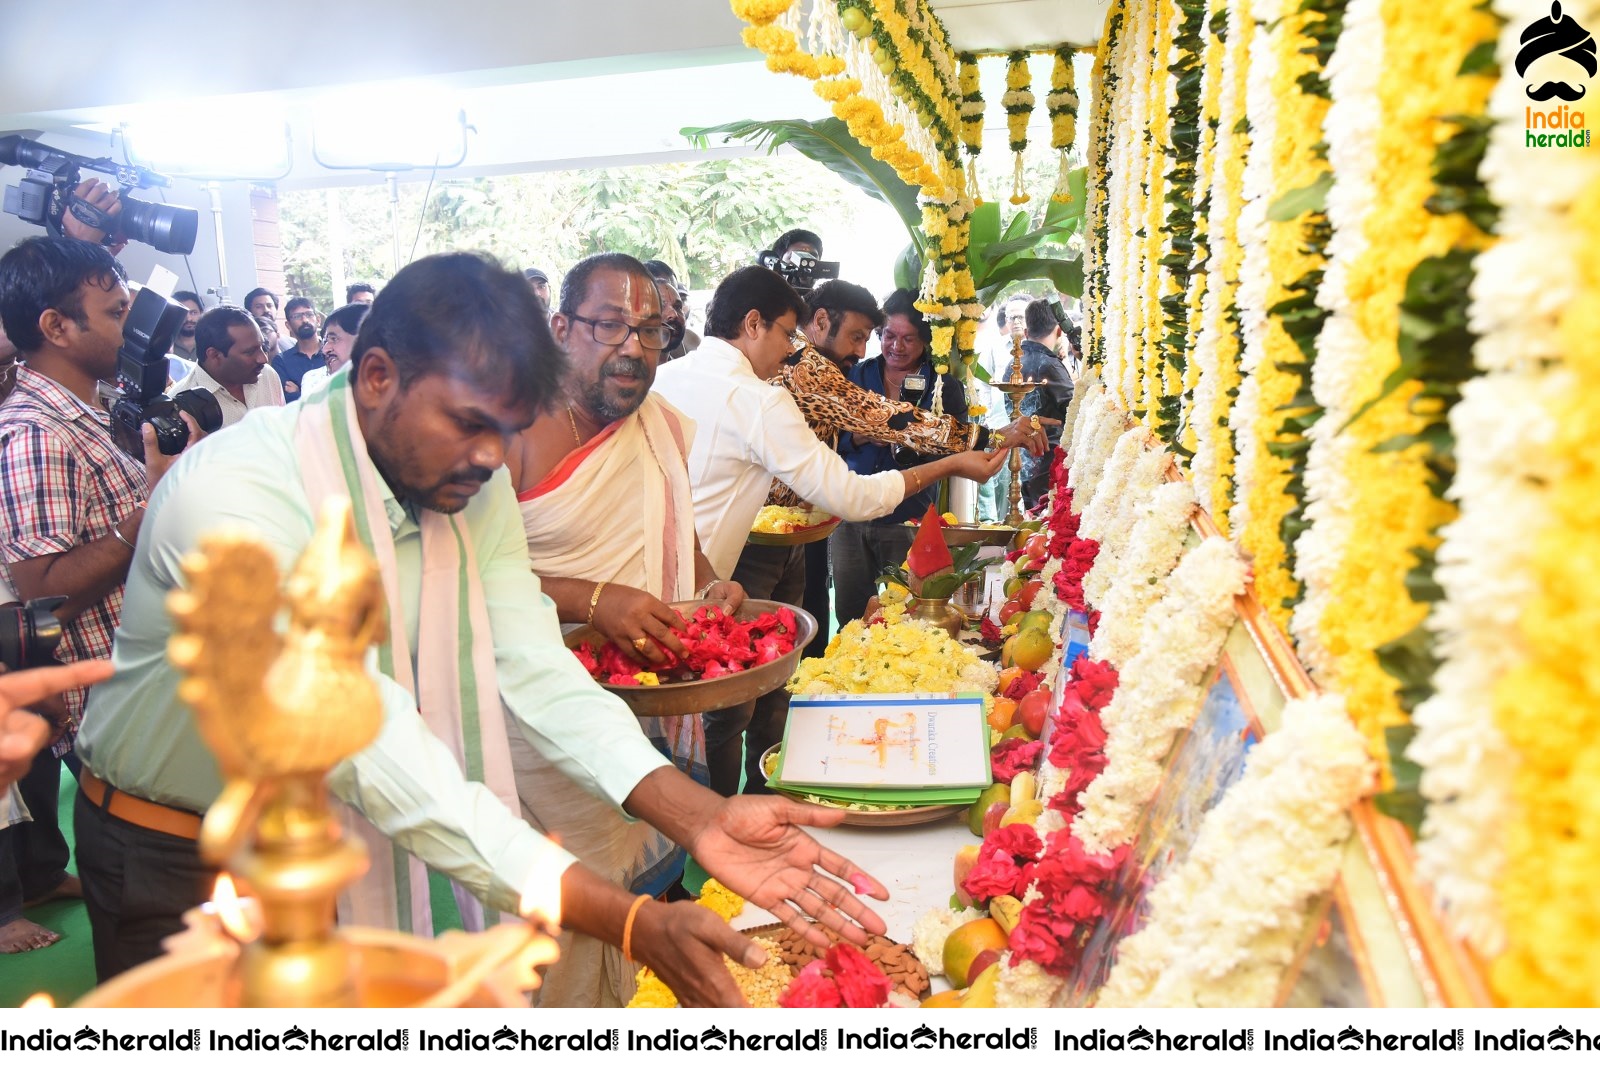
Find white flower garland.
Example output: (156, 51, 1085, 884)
(1226, 0, 1281, 543)
(1069, 389, 1128, 511)
(1073, 536, 1248, 853)
(1084, 444, 1173, 608)
(1407, 0, 1583, 955)
(1096, 694, 1373, 1007)
(1061, 368, 1097, 463)
(995, 956, 1063, 1008)
(1088, 481, 1200, 668)
(1077, 427, 1146, 542)
(1287, 0, 1383, 686)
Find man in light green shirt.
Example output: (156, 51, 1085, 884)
(74, 252, 885, 1005)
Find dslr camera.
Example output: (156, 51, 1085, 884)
(756, 247, 840, 292)
(0, 135, 199, 255)
(107, 287, 222, 460)
(0, 596, 64, 672)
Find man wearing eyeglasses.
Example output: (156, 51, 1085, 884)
(501, 252, 747, 1005)
(269, 296, 326, 400)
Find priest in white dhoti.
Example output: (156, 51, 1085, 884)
(506, 253, 746, 1006)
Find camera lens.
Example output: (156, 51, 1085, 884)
(0, 598, 64, 671)
(117, 195, 199, 256)
(172, 388, 223, 435)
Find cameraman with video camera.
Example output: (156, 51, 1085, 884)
(757, 229, 839, 294)
(0, 238, 204, 929)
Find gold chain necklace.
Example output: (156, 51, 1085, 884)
(565, 405, 583, 447)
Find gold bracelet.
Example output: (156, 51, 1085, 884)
(587, 580, 608, 625)
(621, 893, 651, 962)
(908, 469, 922, 493)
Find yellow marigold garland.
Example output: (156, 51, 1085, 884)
(1139, 0, 1176, 427)
(1493, 149, 1600, 1008)
(1003, 51, 1035, 204)
(1179, 2, 1228, 459)
(959, 52, 984, 200)
(1235, 4, 1328, 631)
(1047, 48, 1080, 202)
(1309, 0, 1495, 768)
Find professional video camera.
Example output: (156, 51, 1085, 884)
(107, 286, 222, 461)
(755, 247, 840, 292)
(0, 135, 199, 255)
(0, 596, 64, 671)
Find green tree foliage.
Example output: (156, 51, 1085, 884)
(279, 156, 854, 308)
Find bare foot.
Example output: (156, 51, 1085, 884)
(23, 874, 81, 908)
(0, 917, 62, 953)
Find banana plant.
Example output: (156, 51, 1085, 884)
(682, 118, 1085, 300)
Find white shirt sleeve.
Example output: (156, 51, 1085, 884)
(751, 390, 904, 521)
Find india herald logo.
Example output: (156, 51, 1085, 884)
(1519, 2, 1596, 101)
(1519, 3, 1594, 147)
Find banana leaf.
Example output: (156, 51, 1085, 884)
(682, 118, 924, 251)
(685, 118, 1086, 300)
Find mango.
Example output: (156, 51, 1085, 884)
(942, 918, 1007, 989)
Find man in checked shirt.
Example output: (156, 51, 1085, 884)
(0, 237, 200, 951)
(762, 280, 1052, 660)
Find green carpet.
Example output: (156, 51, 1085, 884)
(0, 774, 93, 1007)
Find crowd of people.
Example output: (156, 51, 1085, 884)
(0, 207, 1080, 1007)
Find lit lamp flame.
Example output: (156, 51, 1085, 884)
(517, 856, 564, 933)
(21, 993, 54, 1009)
(209, 873, 262, 942)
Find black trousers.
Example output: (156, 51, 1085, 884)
(0, 747, 69, 927)
(801, 538, 832, 660)
(74, 789, 214, 981)
(703, 543, 806, 797)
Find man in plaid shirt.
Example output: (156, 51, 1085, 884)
(0, 237, 194, 953)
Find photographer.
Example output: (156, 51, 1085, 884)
(0, 238, 201, 864)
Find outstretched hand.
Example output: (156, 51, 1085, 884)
(689, 794, 889, 950)
(0, 660, 113, 788)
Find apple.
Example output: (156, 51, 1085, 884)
(967, 782, 1009, 836)
(1016, 579, 1044, 610)
(1024, 533, 1048, 561)
(1017, 686, 1052, 738)
(982, 801, 1010, 838)
(953, 844, 982, 905)
(997, 598, 1024, 625)
(966, 947, 1004, 986)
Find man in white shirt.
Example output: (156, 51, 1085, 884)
(171, 306, 284, 428)
(653, 266, 1008, 796)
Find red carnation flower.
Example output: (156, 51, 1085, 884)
(826, 943, 893, 1008)
(779, 960, 844, 1008)
(990, 738, 1044, 784)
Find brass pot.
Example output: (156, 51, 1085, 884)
(909, 596, 966, 638)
